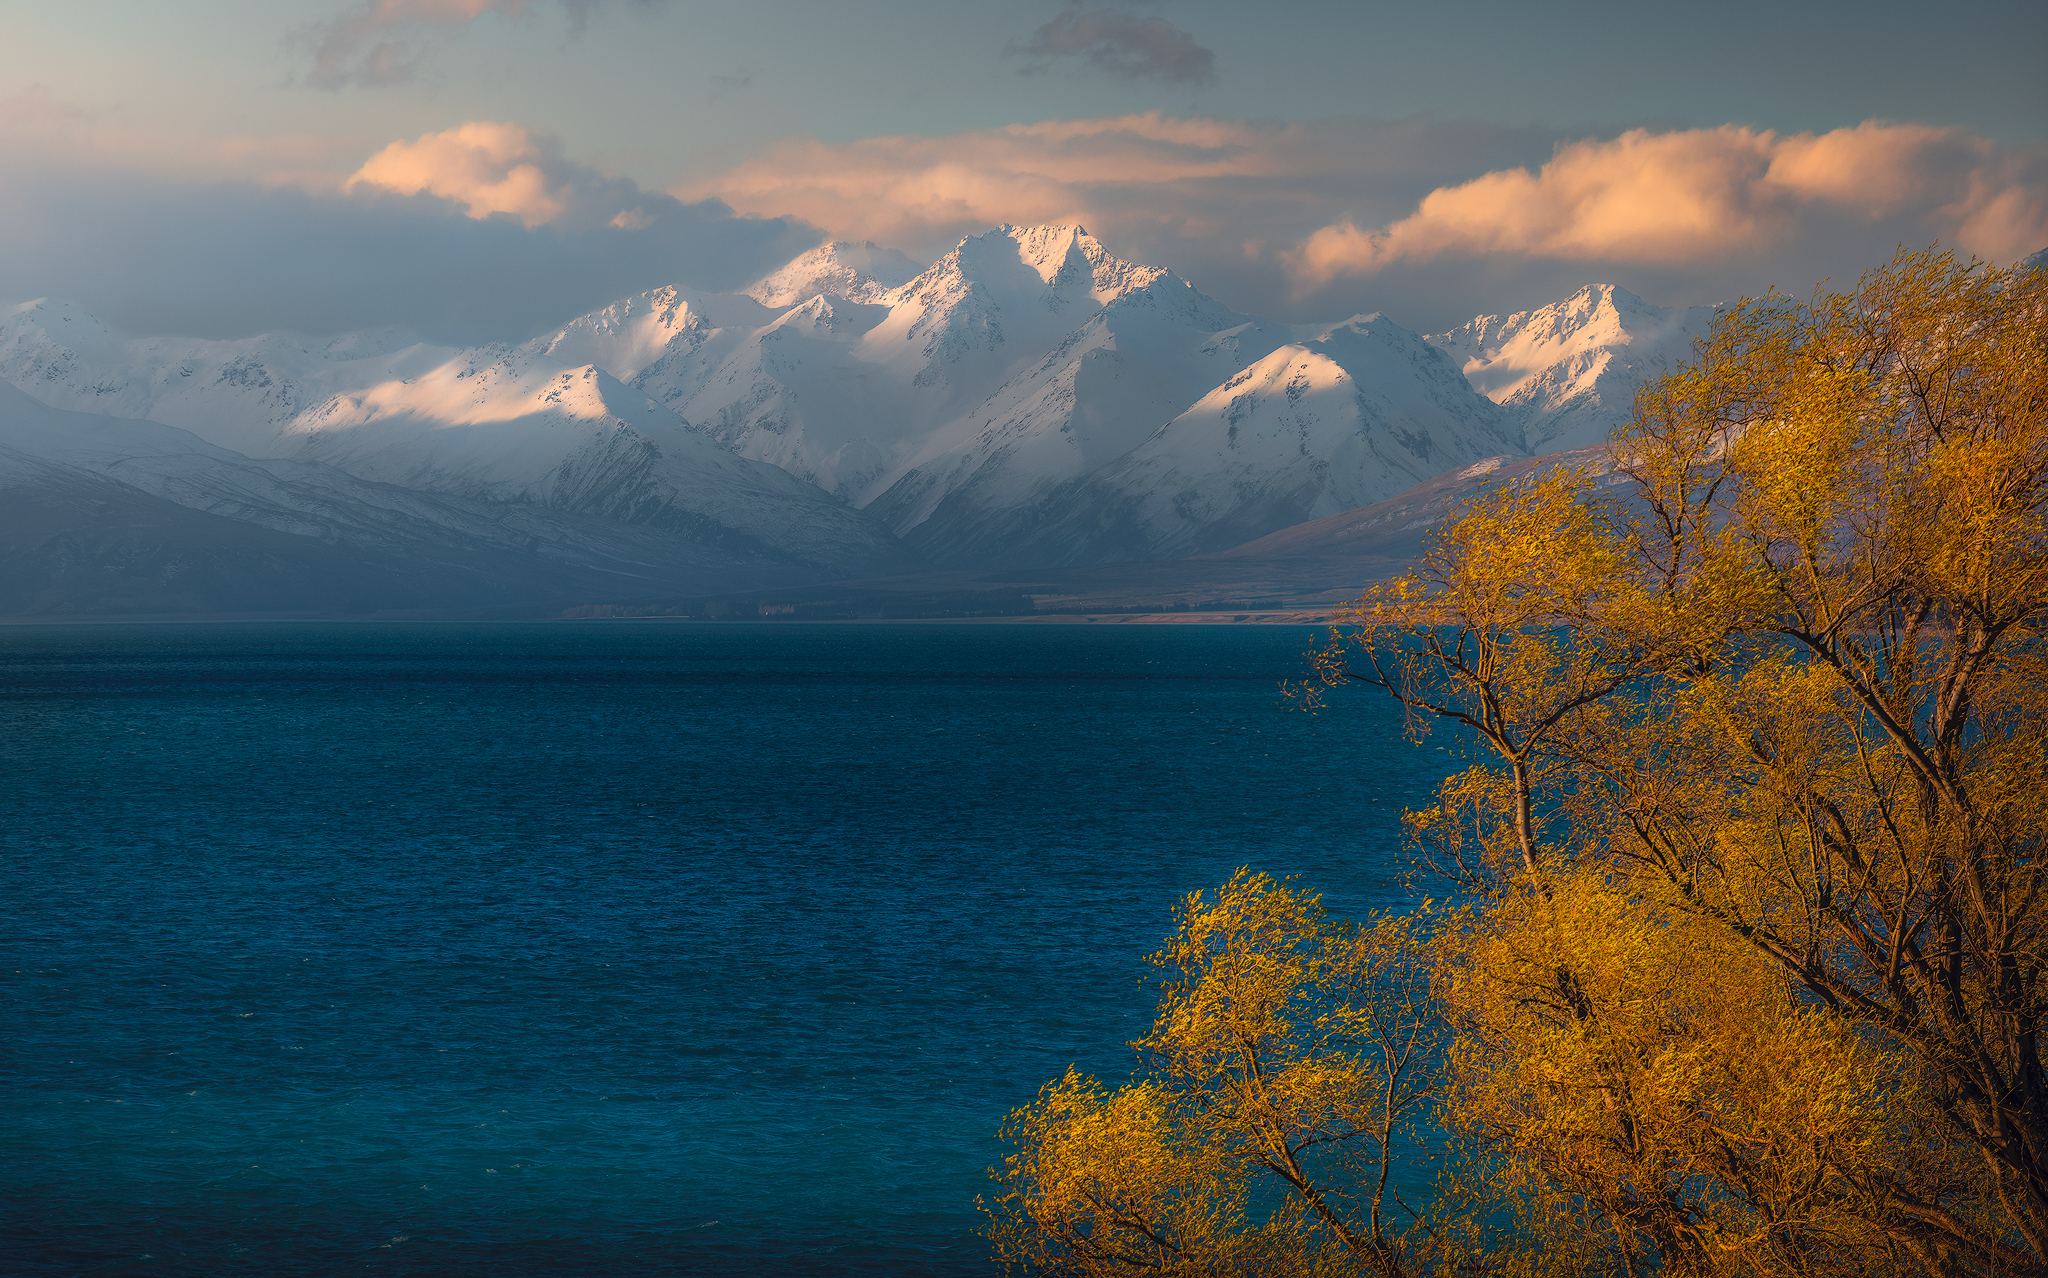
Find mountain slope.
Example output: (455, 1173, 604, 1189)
(0, 298, 921, 576)
(745, 241, 923, 307)
(2, 235, 1748, 598)
(639, 224, 1266, 515)
(1427, 284, 1717, 452)
(985, 314, 1524, 565)
(862, 271, 1287, 554)
(1208, 444, 1622, 565)
(0, 381, 863, 615)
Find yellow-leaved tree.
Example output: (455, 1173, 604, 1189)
(1345, 247, 2046, 1276)
(986, 871, 1448, 1276)
(990, 248, 2048, 1277)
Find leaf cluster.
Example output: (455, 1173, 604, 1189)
(987, 872, 1450, 1276)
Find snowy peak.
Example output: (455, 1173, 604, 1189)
(901, 224, 1171, 308)
(1429, 284, 1719, 453)
(760, 292, 890, 341)
(525, 285, 776, 383)
(855, 223, 1185, 406)
(662, 222, 1279, 529)
(945, 308, 1521, 566)
(745, 241, 923, 308)
(3, 297, 126, 358)
(1175, 312, 1517, 473)
(1306, 312, 1492, 405)
(0, 300, 127, 413)
(0, 299, 386, 456)
(0, 296, 921, 576)
(301, 356, 661, 439)
(1009, 223, 1092, 284)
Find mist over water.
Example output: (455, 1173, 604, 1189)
(1, 622, 1436, 1275)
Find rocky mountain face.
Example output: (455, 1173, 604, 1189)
(1425, 284, 1718, 452)
(0, 227, 1723, 615)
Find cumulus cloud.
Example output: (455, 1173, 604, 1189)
(305, 0, 646, 88)
(684, 112, 1554, 308)
(0, 121, 818, 343)
(1010, 8, 1216, 84)
(350, 120, 630, 228)
(13, 94, 2041, 347)
(1287, 122, 2048, 288)
(687, 113, 2047, 330)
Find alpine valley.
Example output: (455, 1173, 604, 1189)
(0, 226, 1716, 618)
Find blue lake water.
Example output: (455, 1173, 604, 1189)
(1, 621, 1440, 1276)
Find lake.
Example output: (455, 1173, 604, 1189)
(0, 621, 1440, 1275)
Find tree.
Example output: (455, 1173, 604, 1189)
(1556, 248, 2048, 1272)
(986, 871, 1446, 1276)
(1359, 247, 2048, 1274)
(992, 247, 2047, 1276)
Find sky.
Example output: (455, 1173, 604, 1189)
(2, 0, 2044, 341)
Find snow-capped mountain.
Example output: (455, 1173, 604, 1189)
(987, 314, 1523, 564)
(1426, 284, 1717, 452)
(2, 228, 1740, 613)
(745, 241, 922, 307)
(634, 224, 1262, 513)
(0, 297, 920, 576)
(1209, 443, 1624, 567)
(0, 381, 860, 615)
(846, 241, 1291, 556)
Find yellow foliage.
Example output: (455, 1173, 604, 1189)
(1002, 247, 2048, 1277)
(1441, 867, 1929, 1276)
(988, 872, 1446, 1277)
(1454, 247, 2048, 1274)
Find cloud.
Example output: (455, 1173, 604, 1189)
(305, 0, 645, 88)
(1010, 8, 1215, 84)
(13, 95, 2040, 349)
(352, 121, 583, 227)
(352, 120, 791, 239)
(0, 84, 87, 130)
(707, 65, 757, 103)
(687, 113, 2047, 331)
(685, 112, 1561, 322)
(687, 112, 1550, 262)
(1286, 122, 2048, 288)
(0, 81, 363, 191)
(0, 122, 819, 343)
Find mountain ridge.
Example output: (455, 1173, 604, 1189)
(1426, 284, 1718, 452)
(0, 226, 1724, 615)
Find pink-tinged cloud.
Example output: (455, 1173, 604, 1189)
(346, 120, 686, 234)
(0, 84, 86, 129)
(683, 113, 1546, 259)
(1286, 122, 2048, 287)
(350, 121, 567, 225)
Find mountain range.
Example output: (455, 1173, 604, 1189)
(0, 225, 1721, 617)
